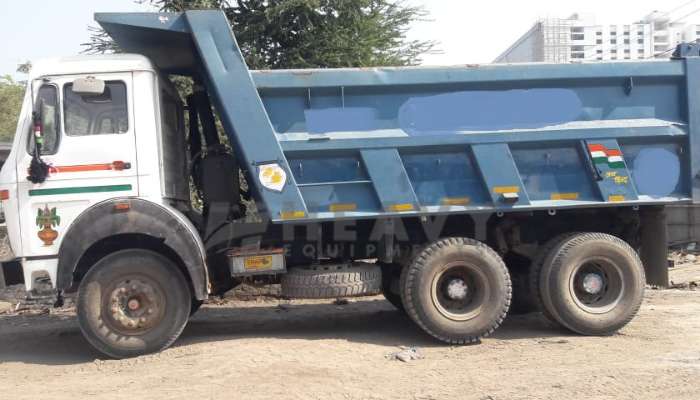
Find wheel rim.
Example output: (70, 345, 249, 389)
(568, 257, 625, 314)
(102, 275, 167, 335)
(430, 261, 489, 321)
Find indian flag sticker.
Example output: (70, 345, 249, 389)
(588, 144, 626, 169)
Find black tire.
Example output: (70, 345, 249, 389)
(528, 233, 579, 323)
(539, 233, 645, 336)
(401, 238, 511, 344)
(77, 249, 192, 359)
(281, 263, 382, 299)
(190, 299, 204, 316)
(381, 264, 404, 312)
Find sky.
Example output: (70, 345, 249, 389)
(1, 0, 700, 77)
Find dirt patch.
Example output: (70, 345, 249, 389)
(1, 288, 699, 400)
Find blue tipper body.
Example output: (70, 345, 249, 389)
(97, 11, 700, 223)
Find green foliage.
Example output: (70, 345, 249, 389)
(87, 0, 435, 68)
(0, 75, 24, 142)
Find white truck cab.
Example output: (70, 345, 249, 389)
(0, 54, 198, 292)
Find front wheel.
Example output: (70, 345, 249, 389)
(77, 249, 192, 359)
(401, 238, 511, 344)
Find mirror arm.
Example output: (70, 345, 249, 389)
(27, 109, 49, 184)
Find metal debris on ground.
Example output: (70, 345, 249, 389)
(386, 346, 424, 362)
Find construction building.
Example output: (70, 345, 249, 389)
(494, 11, 700, 63)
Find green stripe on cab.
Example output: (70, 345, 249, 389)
(28, 184, 133, 197)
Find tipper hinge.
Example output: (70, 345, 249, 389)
(672, 43, 700, 59)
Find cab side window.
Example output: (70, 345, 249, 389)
(64, 81, 128, 136)
(27, 85, 60, 155)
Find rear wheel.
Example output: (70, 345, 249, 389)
(538, 233, 645, 335)
(77, 249, 191, 359)
(528, 233, 579, 323)
(401, 238, 511, 344)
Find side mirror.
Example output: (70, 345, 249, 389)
(72, 76, 105, 95)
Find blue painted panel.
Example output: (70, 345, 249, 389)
(686, 58, 700, 203)
(288, 156, 368, 185)
(511, 144, 597, 201)
(401, 151, 490, 206)
(250, 62, 685, 89)
(262, 82, 684, 140)
(471, 144, 530, 207)
(400, 89, 583, 134)
(360, 149, 419, 211)
(300, 183, 380, 213)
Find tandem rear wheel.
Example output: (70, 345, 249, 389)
(530, 232, 646, 335)
(401, 238, 512, 344)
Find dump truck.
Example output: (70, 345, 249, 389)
(0, 10, 693, 358)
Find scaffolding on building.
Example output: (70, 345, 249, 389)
(540, 18, 573, 63)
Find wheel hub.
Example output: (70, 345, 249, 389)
(107, 279, 162, 333)
(446, 279, 468, 300)
(431, 262, 488, 322)
(581, 273, 604, 295)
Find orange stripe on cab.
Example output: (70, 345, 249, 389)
(50, 161, 130, 173)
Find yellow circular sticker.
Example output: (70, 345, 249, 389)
(258, 163, 287, 192)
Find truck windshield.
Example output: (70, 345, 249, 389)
(63, 81, 128, 136)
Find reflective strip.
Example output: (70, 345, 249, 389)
(387, 203, 415, 212)
(329, 203, 357, 212)
(279, 210, 306, 220)
(551, 192, 580, 200)
(493, 186, 520, 194)
(441, 197, 471, 206)
(608, 195, 626, 202)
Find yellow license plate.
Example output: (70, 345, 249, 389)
(244, 255, 274, 270)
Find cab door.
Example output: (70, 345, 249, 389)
(16, 73, 139, 257)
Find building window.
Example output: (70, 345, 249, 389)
(597, 49, 603, 54)
(624, 49, 630, 53)
(597, 57, 603, 60)
(571, 27, 585, 33)
(571, 45, 585, 51)
(571, 34, 585, 40)
(597, 39, 603, 44)
(611, 39, 617, 44)
(571, 53, 584, 59)
(611, 49, 618, 54)
(638, 39, 644, 44)
(596, 31, 602, 36)
(624, 39, 630, 44)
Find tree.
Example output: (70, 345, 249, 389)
(0, 75, 24, 142)
(85, 0, 435, 69)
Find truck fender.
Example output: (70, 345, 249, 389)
(56, 198, 209, 300)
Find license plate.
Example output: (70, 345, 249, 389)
(244, 255, 274, 271)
